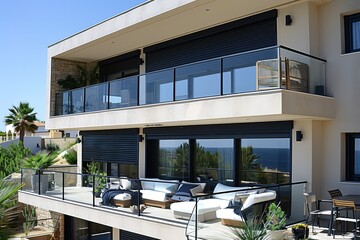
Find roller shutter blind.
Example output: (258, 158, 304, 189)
(145, 10, 277, 72)
(81, 129, 139, 164)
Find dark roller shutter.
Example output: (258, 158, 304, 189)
(120, 230, 159, 240)
(144, 10, 277, 72)
(81, 129, 139, 164)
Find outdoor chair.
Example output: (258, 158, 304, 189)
(332, 199, 360, 239)
(303, 192, 333, 233)
(328, 189, 343, 199)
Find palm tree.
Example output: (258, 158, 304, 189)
(4, 102, 38, 144)
(0, 179, 23, 238)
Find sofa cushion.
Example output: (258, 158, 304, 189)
(180, 181, 206, 192)
(153, 180, 179, 194)
(141, 189, 168, 202)
(190, 185, 203, 196)
(119, 178, 132, 190)
(213, 183, 249, 201)
(140, 178, 158, 190)
(176, 183, 198, 197)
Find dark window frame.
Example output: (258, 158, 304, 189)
(346, 133, 360, 181)
(345, 12, 360, 53)
(145, 122, 293, 189)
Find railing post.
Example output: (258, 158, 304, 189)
(93, 174, 96, 207)
(138, 179, 141, 217)
(220, 58, 223, 95)
(20, 168, 23, 190)
(277, 46, 282, 89)
(195, 198, 198, 240)
(173, 68, 176, 101)
(38, 170, 41, 195)
(62, 172, 65, 200)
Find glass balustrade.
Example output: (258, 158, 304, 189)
(54, 46, 327, 116)
(21, 169, 307, 240)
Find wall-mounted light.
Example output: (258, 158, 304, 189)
(138, 135, 144, 142)
(285, 15, 292, 26)
(139, 58, 144, 65)
(296, 131, 303, 141)
(76, 137, 82, 143)
(36, 143, 40, 148)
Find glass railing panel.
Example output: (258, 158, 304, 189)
(279, 47, 326, 95)
(109, 76, 138, 109)
(38, 170, 63, 199)
(21, 168, 35, 193)
(69, 88, 85, 113)
(223, 47, 278, 94)
(175, 59, 221, 100)
(55, 92, 70, 116)
(139, 69, 173, 105)
(185, 182, 307, 240)
(85, 83, 109, 112)
(63, 172, 93, 206)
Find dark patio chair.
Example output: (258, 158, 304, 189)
(328, 189, 343, 199)
(304, 192, 333, 233)
(332, 199, 360, 239)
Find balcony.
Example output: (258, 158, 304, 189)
(19, 168, 309, 240)
(54, 46, 327, 117)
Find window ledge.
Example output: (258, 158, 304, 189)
(340, 181, 360, 185)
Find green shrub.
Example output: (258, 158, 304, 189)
(45, 142, 60, 152)
(0, 143, 31, 178)
(64, 148, 77, 165)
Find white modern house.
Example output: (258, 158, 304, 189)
(18, 0, 360, 239)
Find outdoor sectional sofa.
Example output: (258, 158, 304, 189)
(170, 183, 250, 222)
(170, 183, 277, 224)
(139, 178, 180, 208)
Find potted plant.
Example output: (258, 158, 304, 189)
(292, 223, 309, 240)
(22, 151, 58, 194)
(233, 220, 267, 240)
(86, 161, 107, 197)
(265, 202, 287, 240)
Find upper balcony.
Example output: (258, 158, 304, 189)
(49, 46, 334, 130)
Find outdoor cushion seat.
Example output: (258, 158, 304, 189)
(140, 178, 180, 208)
(216, 190, 277, 226)
(170, 199, 222, 222)
(170, 183, 250, 222)
(113, 193, 132, 201)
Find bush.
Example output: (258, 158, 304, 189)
(0, 143, 32, 178)
(64, 148, 77, 165)
(45, 142, 60, 152)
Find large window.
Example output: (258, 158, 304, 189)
(195, 139, 234, 188)
(346, 133, 360, 181)
(145, 122, 292, 191)
(240, 138, 290, 184)
(158, 140, 189, 180)
(345, 13, 360, 53)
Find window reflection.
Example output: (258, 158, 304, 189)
(175, 60, 221, 100)
(240, 138, 290, 184)
(85, 83, 108, 112)
(109, 76, 138, 109)
(141, 69, 173, 105)
(222, 48, 277, 94)
(159, 140, 189, 180)
(70, 89, 84, 113)
(195, 139, 234, 187)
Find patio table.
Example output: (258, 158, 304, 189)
(327, 194, 360, 236)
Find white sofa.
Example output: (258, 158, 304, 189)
(140, 178, 180, 208)
(216, 190, 277, 226)
(170, 183, 251, 222)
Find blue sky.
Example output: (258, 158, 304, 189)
(0, 0, 147, 131)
